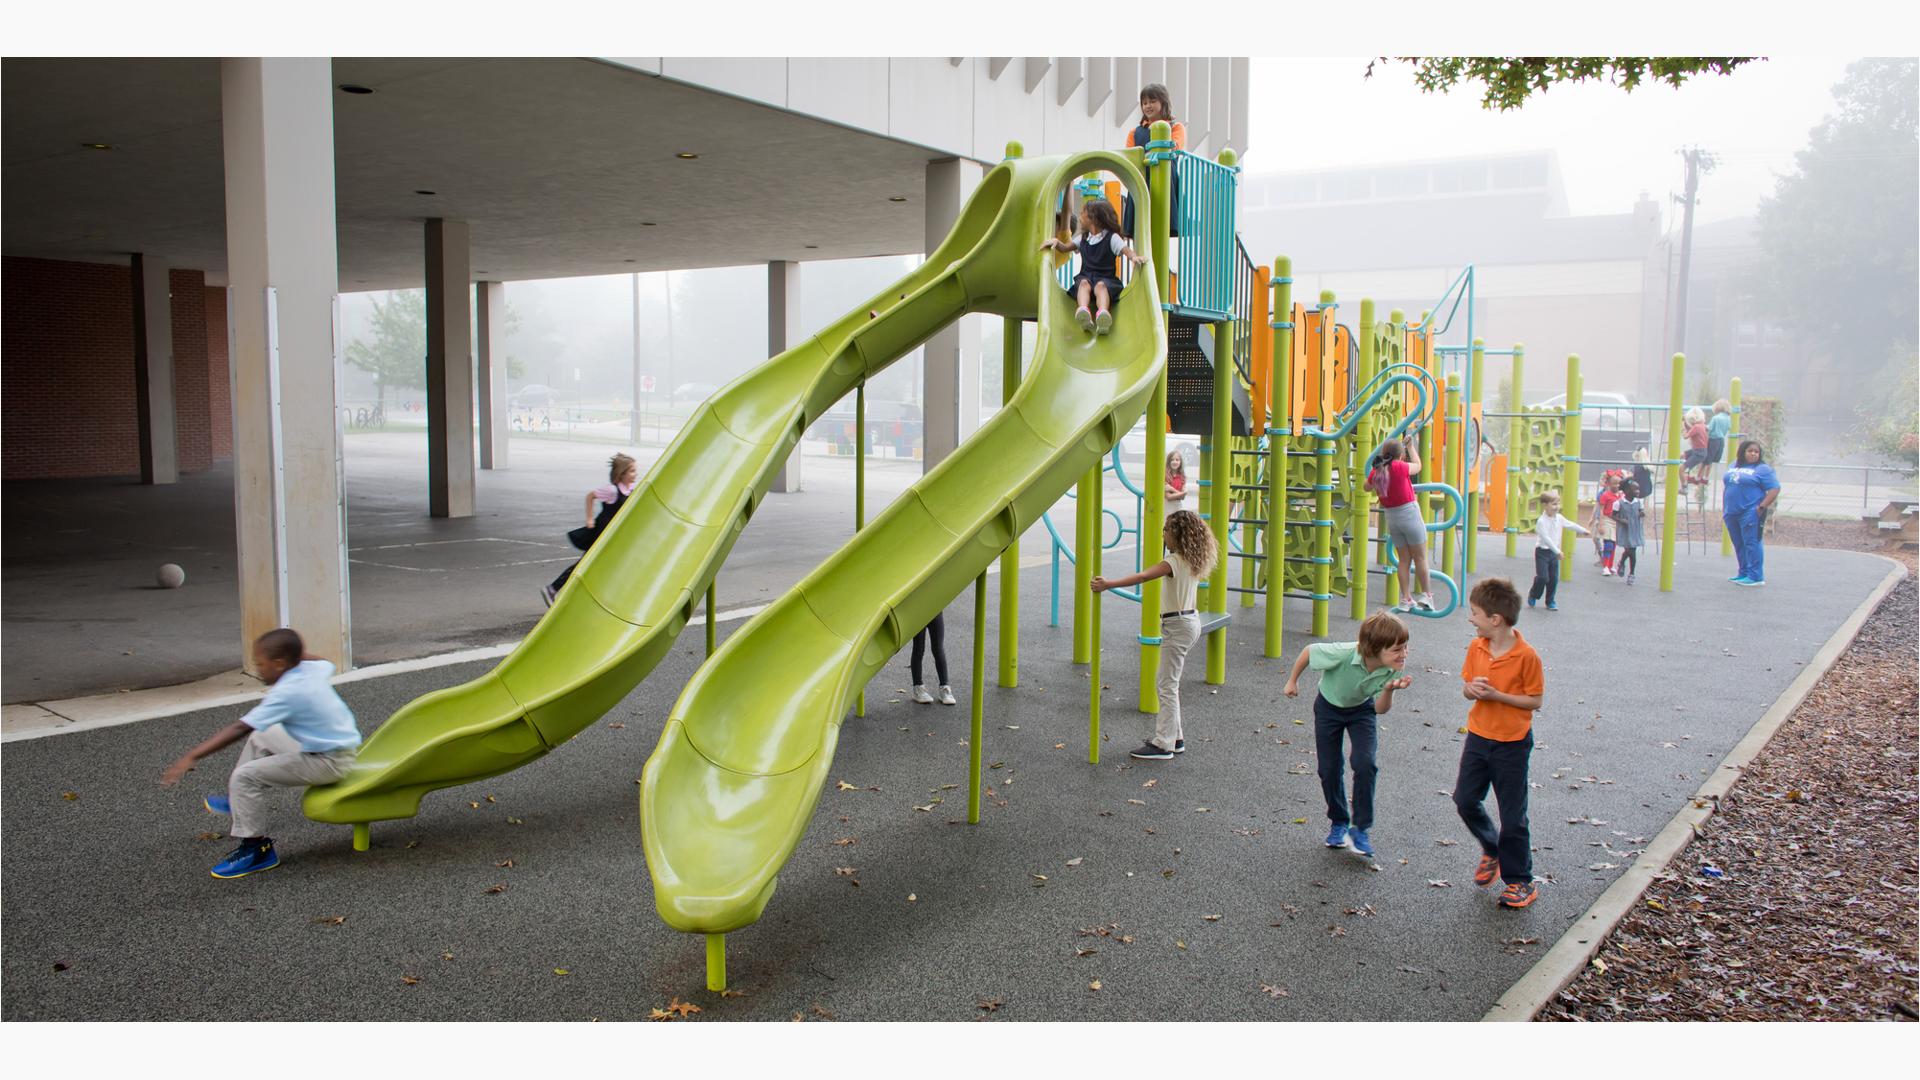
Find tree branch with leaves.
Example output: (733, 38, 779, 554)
(1369, 57, 1760, 111)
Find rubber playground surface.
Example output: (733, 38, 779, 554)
(1, 545, 1893, 1022)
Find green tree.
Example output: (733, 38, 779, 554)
(345, 290, 426, 404)
(1750, 58, 1919, 391)
(1370, 57, 1758, 111)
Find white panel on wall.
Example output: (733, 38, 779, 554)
(1229, 57, 1250, 160)
(888, 58, 974, 159)
(1087, 56, 1113, 117)
(1142, 57, 1165, 94)
(659, 58, 788, 108)
(790, 59, 889, 136)
(1185, 57, 1210, 154)
(1023, 57, 1051, 94)
(599, 57, 661, 75)
(1115, 57, 1141, 127)
(974, 57, 1043, 163)
(1210, 58, 1233, 155)
(1056, 57, 1084, 105)
(1041, 62, 1105, 156)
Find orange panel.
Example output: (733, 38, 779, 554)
(1486, 455, 1508, 533)
(1330, 324, 1351, 421)
(1292, 304, 1317, 425)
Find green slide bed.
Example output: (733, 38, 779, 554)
(639, 149, 1166, 934)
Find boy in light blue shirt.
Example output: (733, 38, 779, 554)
(162, 628, 360, 878)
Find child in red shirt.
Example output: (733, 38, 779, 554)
(1454, 578, 1545, 909)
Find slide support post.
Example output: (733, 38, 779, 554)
(706, 933, 726, 992)
(1349, 299, 1376, 622)
(1505, 344, 1526, 559)
(1559, 356, 1583, 579)
(1088, 463, 1104, 764)
(1661, 353, 1684, 592)
(855, 381, 866, 717)
(999, 317, 1022, 687)
(1138, 119, 1174, 714)
(1264, 257, 1293, 657)
(970, 572, 986, 823)
(705, 581, 716, 657)
(352, 824, 370, 852)
(1467, 337, 1485, 572)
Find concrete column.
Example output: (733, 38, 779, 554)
(476, 280, 508, 470)
(923, 157, 984, 472)
(768, 260, 804, 493)
(221, 58, 351, 671)
(426, 219, 475, 516)
(131, 253, 179, 485)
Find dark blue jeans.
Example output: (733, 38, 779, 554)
(1453, 731, 1533, 885)
(1527, 546, 1559, 605)
(1725, 509, 1765, 582)
(1314, 693, 1379, 831)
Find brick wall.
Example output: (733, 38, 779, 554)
(2, 256, 231, 480)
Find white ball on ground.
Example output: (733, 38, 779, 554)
(157, 563, 186, 589)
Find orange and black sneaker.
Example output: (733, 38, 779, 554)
(1497, 881, 1538, 909)
(1473, 853, 1501, 887)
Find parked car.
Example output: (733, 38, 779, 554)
(1532, 391, 1635, 430)
(671, 382, 720, 405)
(509, 383, 561, 409)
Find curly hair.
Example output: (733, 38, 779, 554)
(607, 453, 637, 484)
(1163, 510, 1217, 578)
(1080, 197, 1122, 236)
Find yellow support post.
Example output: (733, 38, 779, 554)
(1073, 470, 1093, 665)
(352, 824, 369, 852)
(855, 381, 866, 718)
(1660, 353, 1684, 592)
(1350, 299, 1376, 622)
(1467, 337, 1486, 573)
(1443, 372, 1461, 577)
(1087, 463, 1103, 764)
(1559, 356, 1583, 579)
(706, 933, 726, 992)
(969, 573, 985, 823)
(1264, 258, 1293, 657)
(999, 317, 1021, 687)
(1721, 376, 1742, 557)
(705, 581, 715, 657)
(1505, 344, 1526, 559)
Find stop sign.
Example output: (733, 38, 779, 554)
(640, 375, 657, 393)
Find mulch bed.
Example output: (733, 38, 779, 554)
(1539, 521, 1917, 1022)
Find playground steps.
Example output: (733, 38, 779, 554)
(1196, 610, 1232, 637)
(1166, 317, 1253, 438)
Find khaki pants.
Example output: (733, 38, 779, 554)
(1152, 614, 1199, 751)
(228, 725, 356, 840)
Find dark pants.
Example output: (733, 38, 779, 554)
(910, 612, 948, 686)
(1617, 546, 1639, 577)
(1453, 731, 1533, 885)
(1314, 693, 1379, 831)
(1527, 546, 1559, 605)
(549, 562, 579, 592)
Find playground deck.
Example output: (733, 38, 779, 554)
(1, 544, 1894, 1022)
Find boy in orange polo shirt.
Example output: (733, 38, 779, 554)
(1454, 578, 1546, 908)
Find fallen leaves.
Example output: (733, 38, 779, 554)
(1087, 980, 1103, 992)
(649, 997, 702, 1020)
(553, 968, 571, 976)
(61, 791, 79, 801)
(1261, 983, 1289, 998)
(483, 884, 507, 894)
(977, 998, 1003, 1013)
(1203, 914, 1223, 922)
(401, 975, 421, 986)
(1427, 880, 1453, 888)
(836, 780, 858, 791)
(310, 915, 347, 926)
(495, 859, 514, 869)
(1065, 857, 1084, 867)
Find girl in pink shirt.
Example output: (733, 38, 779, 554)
(543, 453, 639, 607)
(1368, 438, 1433, 611)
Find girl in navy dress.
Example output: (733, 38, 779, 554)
(1040, 198, 1144, 335)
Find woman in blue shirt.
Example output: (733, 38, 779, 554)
(1721, 439, 1781, 586)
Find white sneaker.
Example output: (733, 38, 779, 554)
(1415, 593, 1435, 611)
(912, 685, 935, 704)
(939, 686, 957, 706)
(1397, 597, 1416, 613)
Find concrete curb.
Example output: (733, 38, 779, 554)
(1482, 555, 1910, 1021)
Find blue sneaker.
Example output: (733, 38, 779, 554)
(1527, 598, 1536, 608)
(1729, 576, 1750, 584)
(1347, 829, 1374, 858)
(210, 840, 279, 879)
(1732, 578, 1763, 587)
(1545, 602, 1558, 611)
(1324, 824, 1348, 849)
(203, 794, 231, 815)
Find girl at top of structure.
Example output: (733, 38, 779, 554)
(1121, 83, 1187, 240)
(1707, 398, 1732, 473)
(1039, 197, 1143, 336)
(1682, 407, 1711, 486)
(1367, 438, 1435, 612)
(1090, 510, 1218, 762)
(1164, 448, 1189, 512)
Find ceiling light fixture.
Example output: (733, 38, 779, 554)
(337, 84, 375, 95)
(641, 221, 657, 227)
(676, 152, 699, 160)
(81, 142, 113, 151)
(414, 189, 436, 196)
(624, 259, 636, 263)
(888, 196, 908, 202)
(804, 244, 818, 249)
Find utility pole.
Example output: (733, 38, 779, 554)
(1670, 147, 1716, 360)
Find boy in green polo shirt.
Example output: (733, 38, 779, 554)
(1283, 610, 1412, 858)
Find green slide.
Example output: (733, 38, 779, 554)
(639, 149, 1165, 934)
(303, 148, 1150, 831)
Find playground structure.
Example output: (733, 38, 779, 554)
(294, 126, 1752, 992)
